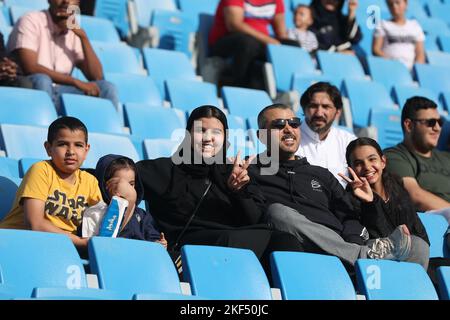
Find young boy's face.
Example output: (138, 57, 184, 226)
(45, 128, 90, 177)
(387, 0, 407, 19)
(295, 7, 313, 30)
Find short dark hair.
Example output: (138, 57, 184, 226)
(257, 103, 292, 129)
(401, 96, 438, 132)
(104, 157, 136, 182)
(47, 116, 88, 144)
(300, 82, 343, 110)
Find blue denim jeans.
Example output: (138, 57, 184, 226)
(27, 73, 120, 113)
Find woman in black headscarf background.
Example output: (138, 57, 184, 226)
(136, 105, 304, 272)
(311, 0, 362, 53)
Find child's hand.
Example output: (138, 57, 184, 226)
(156, 232, 168, 249)
(106, 177, 137, 205)
(348, 0, 358, 18)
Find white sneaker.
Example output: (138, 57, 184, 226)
(367, 225, 411, 261)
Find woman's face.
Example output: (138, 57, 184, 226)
(320, 0, 340, 12)
(349, 145, 386, 186)
(190, 117, 225, 159)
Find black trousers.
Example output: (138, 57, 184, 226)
(210, 32, 267, 89)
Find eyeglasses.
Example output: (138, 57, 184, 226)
(411, 118, 444, 128)
(270, 117, 302, 129)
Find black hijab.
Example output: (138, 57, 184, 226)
(173, 105, 232, 191)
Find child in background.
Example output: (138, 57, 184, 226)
(287, 5, 319, 53)
(95, 154, 167, 248)
(0, 117, 101, 250)
(372, 0, 425, 69)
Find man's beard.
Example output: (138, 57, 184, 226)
(307, 118, 334, 135)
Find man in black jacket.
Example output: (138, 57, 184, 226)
(249, 103, 413, 266)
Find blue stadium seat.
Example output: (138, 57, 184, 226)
(0, 157, 19, 178)
(0, 27, 11, 47)
(0, 229, 120, 299)
(356, 23, 374, 56)
(426, 2, 450, 25)
(61, 94, 123, 135)
(0, 124, 48, 160)
(80, 15, 121, 43)
(427, 50, 450, 67)
(221, 86, 272, 120)
(291, 0, 313, 7)
(393, 85, 440, 110)
(0, 87, 57, 126)
(267, 44, 318, 93)
(105, 73, 163, 106)
(150, 9, 196, 57)
(355, 259, 438, 300)
(165, 79, 219, 112)
(369, 108, 403, 149)
(317, 50, 367, 85)
(291, 74, 338, 97)
(357, 0, 389, 15)
(177, 0, 219, 26)
(124, 104, 186, 140)
(425, 34, 440, 51)
(0, 6, 11, 27)
(92, 42, 145, 75)
(3, 0, 48, 9)
(88, 237, 184, 299)
(342, 79, 395, 128)
(439, 35, 450, 53)
(247, 116, 267, 153)
(226, 114, 250, 153)
(134, 0, 177, 28)
(143, 138, 181, 159)
(418, 212, 450, 258)
(181, 245, 272, 300)
(270, 252, 356, 300)
(437, 266, 450, 300)
(406, 0, 428, 19)
(8, 5, 34, 24)
(18, 158, 43, 177)
(94, 0, 129, 38)
(415, 64, 450, 96)
(83, 132, 140, 168)
(367, 56, 415, 92)
(142, 48, 197, 98)
(416, 16, 450, 36)
(0, 176, 20, 221)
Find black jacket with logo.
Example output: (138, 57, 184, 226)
(249, 156, 367, 245)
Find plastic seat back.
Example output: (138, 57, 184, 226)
(355, 259, 438, 300)
(270, 252, 356, 300)
(181, 245, 272, 300)
(89, 237, 182, 299)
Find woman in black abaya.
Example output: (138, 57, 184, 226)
(136, 105, 303, 270)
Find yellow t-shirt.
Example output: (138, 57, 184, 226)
(0, 160, 102, 233)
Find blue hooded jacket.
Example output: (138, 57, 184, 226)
(95, 154, 161, 241)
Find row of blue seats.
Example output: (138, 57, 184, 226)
(0, 228, 448, 300)
(1, 173, 449, 260)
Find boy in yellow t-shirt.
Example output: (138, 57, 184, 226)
(0, 117, 101, 250)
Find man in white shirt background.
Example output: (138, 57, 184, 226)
(296, 82, 356, 186)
